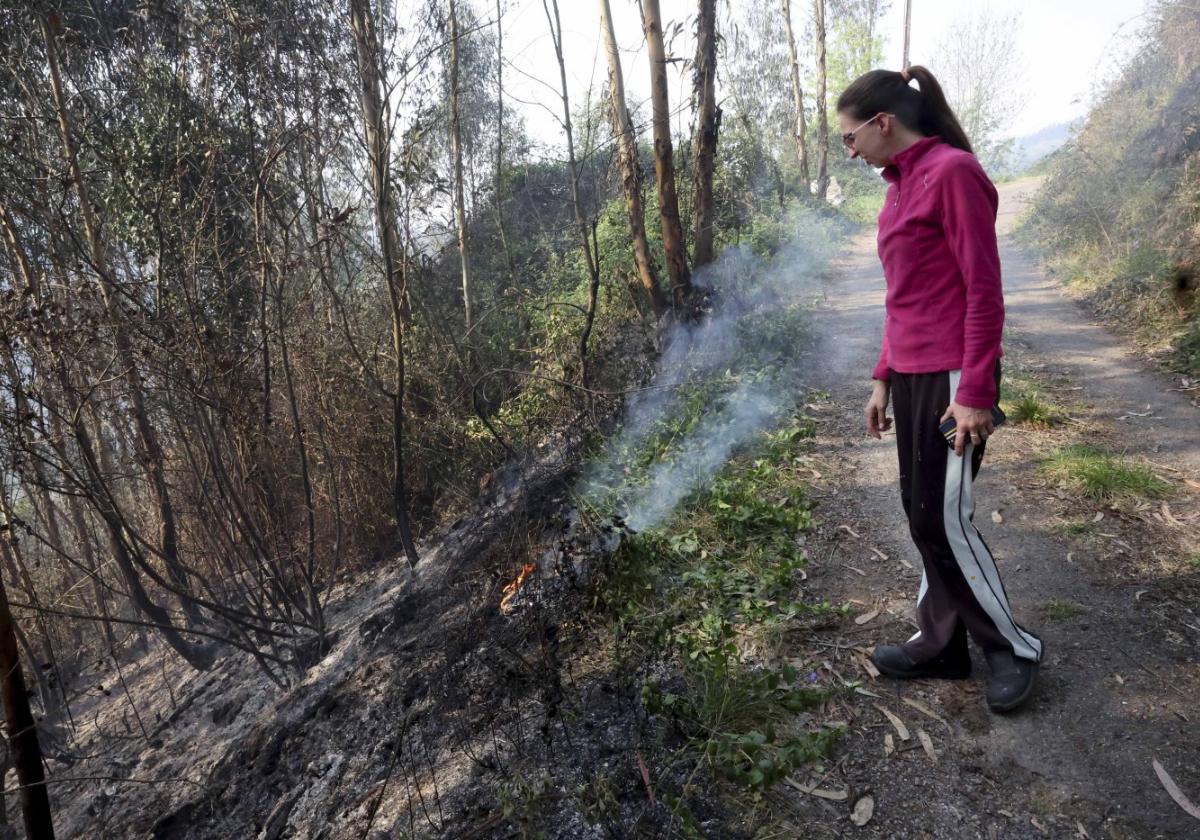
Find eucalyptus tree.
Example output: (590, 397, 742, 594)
(599, 0, 666, 317)
(642, 0, 691, 308)
(691, 0, 721, 268)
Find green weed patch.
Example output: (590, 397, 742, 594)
(999, 375, 1066, 427)
(1042, 444, 1171, 503)
(585, 400, 842, 799)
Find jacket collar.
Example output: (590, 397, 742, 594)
(881, 135, 942, 183)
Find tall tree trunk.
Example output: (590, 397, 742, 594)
(0, 563, 54, 839)
(448, 0, 474, 333)
(41, 16, 204, 630)
(543, 0, 602, 388)
(599, 0, 666, 317)
(690, 0, 721, 268)
(494, 0, 517, 278)
(641, 0, 691, 310)
(348, 0, 420, 567)
(813, 0, 830, 201)
(271, 271, 323, 634)
(902, 0, 912, 68)
(781, 0, 811, 188)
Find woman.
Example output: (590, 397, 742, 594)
(836, 66, 1042, 712)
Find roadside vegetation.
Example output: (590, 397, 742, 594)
(1042, 444, 1173, 505)
(570, 232, 853, 822)
(1000, 371, 1068, 427)
(1020, 1, 1200, 377)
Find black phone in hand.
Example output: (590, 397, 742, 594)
(938, 405, 1006, 448)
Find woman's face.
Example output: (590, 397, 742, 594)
(838, 110, 890, 167)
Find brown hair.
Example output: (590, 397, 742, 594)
(836, 66, 973, 154)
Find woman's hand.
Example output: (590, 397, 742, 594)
(865, 380, 892, 439)
(940, 402, 994, 456)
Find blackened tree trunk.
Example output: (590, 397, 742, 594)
(691, 0, 721, 268)
(348, 0, 420, 566)
(0, 564, 54, 839)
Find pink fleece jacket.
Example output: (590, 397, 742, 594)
(870, 135, 1004, 408)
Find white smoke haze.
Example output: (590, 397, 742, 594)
(580, 204, 850, 532)
(621, 380, 779, 532)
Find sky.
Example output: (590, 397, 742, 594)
(880, 0, 1151, 135)
(488, 0, 1153, 148)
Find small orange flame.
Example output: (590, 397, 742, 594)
(500, 562, 536, 615)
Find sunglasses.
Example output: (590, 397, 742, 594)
(841, 113, 894, 147)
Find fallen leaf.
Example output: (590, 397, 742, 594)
(1135, 590, 1149, 602)
(884, 733, 895, 756)
(838, 524, 862, 538)
(1184, 478, 1200, 491)
(870, 547, 888, 561)
(1162, 502, 1181, 526)
(991, 510, 1004, 524)
(917, 728, 937, 763)
(854, 686, 882, 698)
(1031, 815, 1049, 835)
(848, 565, 867, 576)
(854, 609, 880, 625)
(784, 777, 849, 801)
(1076, 820, 1091, 839)
(1066, 552, 1075, 563)
(1114, 673, 1124, 685)
(998, 809, 1015, 818)
(1153, 758, 1200, 820)
(850, 795, 874, 826)
(874, 703, 911, 740)
(1092, 512, 1105, 522)
(902, 697, 951, 731)
(857, 654, 880, 679)
(636, 751, 656, 806)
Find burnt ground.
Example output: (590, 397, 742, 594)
(36, 180, 1200, 840)
(770, 178, 1200, 839)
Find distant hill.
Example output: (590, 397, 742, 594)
(1021, 1, 1200, 376)
(1006, 121, 1076, 173)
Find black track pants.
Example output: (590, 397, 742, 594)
(890, 366, 1043, 664)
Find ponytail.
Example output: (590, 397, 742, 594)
(836, 65, 973, 154)
(904, 66, 972, 153)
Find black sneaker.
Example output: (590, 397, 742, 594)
(871, 643, 972, 680)
(985, 649, 1040, 712)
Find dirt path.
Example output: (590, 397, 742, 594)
(776, 179, 1200, 839)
